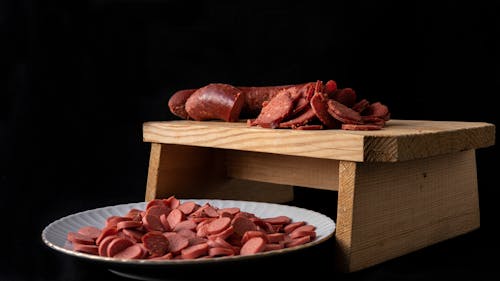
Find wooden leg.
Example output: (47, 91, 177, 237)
(145, 143, 294, 202)
(335, 150, 480, 272)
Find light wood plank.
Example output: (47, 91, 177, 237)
(143, 120, 495, 162)
(336, 150, 480, 272)
(225, 150, 339, 190)
(145, 144, 293, 203)
(335, 161, 357, 271)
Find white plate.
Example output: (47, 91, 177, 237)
(42, 199, 335, 279)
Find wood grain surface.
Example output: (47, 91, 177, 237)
(143, 119, 495, 162)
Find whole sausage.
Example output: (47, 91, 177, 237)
(169, 83, 312, 120)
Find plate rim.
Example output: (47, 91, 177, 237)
(42, 198, 336, 265)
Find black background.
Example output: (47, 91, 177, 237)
(2, 1, 499, 280)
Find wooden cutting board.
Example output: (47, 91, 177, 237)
(143, 119, 495, 162)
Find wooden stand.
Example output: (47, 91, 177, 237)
(142, 119, 494, 272)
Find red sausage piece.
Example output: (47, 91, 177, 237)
(266, 233, 286, 243)
(107, 237, 135, 257)
(67, 232, 95, 245)
(263, 216, 291, 225)
(168, 89, 196, 120)
(285, 235, 311, 248)
(173, 220, 197, 232)
(77, 226, 102, 240)
(113, 244, 145, 259)
(181, 243, 209, 259)
(240, 237, 266, 255)
(364, 102, 390, 120)
(176, 229, 196, 239)
(209, 247, 234, 257)
(141, 231, 170, 256)
(177, 201, 199, 215)
(73, 243, 99, 255)
(163, 196, 181, 209)
(279, 107, 316, 128)
(185, 83, 244, 122)
(217, 207, 240, 216)
(206, 217, 231, 235)
(327, 99, 363, 124)
(239, 84, 296, 117)
(207, 237, 234, 249)
(352, 99, 370, 113)
(146, 205, 171, 218)
(207, 225, 234, 241)
(231, 216, 258, 237)
(98, 235, 117, 257)
(324, 80, 338, 95)
(122, 228, 144, 243)
(331, 88, 357, 107)
(310, 91, 340, 129)
(116, 220, 142, 230)
(164, 233, 189, 254)
(241, 230, 268, 244)
(251, 89, 299, 128)
(150, 252, 174, 260)
(142, 214, 165, 232)
(166, 209, 184, 230)
(283, 221, 306, 234)
(106, 216, 132, 228)
(264, 243, 284, 251)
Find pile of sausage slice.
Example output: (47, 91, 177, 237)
(67, 196, 317, 260)
(168, 80, 390, 130)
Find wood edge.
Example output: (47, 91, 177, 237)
(144, 143, 162, 201)
(363, 136, 399, 162)
(335, 160, 357, 272)
(363, 123, 496, 162)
